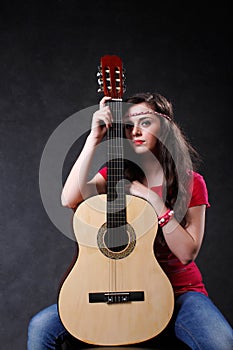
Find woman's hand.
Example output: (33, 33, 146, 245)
(127, 180, 150, 201)
(127, 180, 166, 217)
(89, 96, 113, 144)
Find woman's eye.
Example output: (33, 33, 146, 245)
(125, 123, 134, 130)
(141, 120, 151, 127)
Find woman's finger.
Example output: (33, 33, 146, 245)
(92, 109, 112, 129)
(99, 96, 112, 109)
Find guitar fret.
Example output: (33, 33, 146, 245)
(106, 98, 127, 225)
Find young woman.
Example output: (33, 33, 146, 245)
(27, 92, 233, 350)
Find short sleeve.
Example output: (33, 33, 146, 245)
(189, 172, 210, 208)
(98, 166, 107, 181)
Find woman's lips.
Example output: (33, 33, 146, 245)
(133, 140, 144, 145)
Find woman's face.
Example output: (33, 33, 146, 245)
(124, 102, 161, 154)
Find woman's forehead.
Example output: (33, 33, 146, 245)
(124, 102, 172, 123)
(124, 103, 155, 120)
(127, 102, 152, 115)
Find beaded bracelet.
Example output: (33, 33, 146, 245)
(158, 209, 174, 228)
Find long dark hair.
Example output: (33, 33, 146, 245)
(124, 92, 200, 231)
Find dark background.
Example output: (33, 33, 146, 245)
(1, 1, 232, 349)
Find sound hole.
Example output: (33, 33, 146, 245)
(104, 227, 129, 253)
(97, 223, 136, 259)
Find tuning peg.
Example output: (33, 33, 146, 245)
(97, 78, 103, 86)
(96, 71, 102, 77)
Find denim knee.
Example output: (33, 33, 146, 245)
(27, 304, 68, 350)
(175, 292, 233, 350)
(28, 305, 56, 335)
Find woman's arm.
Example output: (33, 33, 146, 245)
(128, 180, 206, 265)
(61, 97, 112, 209)
(61, 137, 106, 208)
(163, 205, 206, 265)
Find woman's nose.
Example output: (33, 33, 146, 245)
(132, 124, 142, 136)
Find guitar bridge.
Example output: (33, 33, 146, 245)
(89, 291, 144, 304)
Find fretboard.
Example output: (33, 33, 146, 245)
(106, 100, 126, 228)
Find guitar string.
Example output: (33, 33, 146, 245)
(108, 100, 115, 293)
(115, 98, 120, 293)
(108, 99, 124, 293)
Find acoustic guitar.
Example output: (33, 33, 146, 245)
(58, 55, 174, 346)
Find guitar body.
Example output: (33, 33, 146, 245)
(58, 194, 174, 346)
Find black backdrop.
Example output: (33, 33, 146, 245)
(1, 1, 232, 349)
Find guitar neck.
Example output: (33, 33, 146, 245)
(106, 99, 126, 227)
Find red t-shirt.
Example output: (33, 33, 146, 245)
(98, 167, 210, 297)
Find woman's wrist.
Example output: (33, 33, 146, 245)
(146, 190, 178, 233)
(146, 189, 167, 217)
(162, 215, 180, 234)
(86, 133, 101, 147)
(158, 209, 174, 227)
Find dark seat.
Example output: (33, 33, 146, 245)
(61, 334, 190, 349)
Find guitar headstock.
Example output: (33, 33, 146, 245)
(97, 55, 126, 99)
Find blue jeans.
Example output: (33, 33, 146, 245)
(27, 292, 233, 350)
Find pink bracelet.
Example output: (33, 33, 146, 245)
(158, 209, 174, 227)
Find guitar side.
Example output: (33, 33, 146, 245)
(58, 194, 174, 346)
